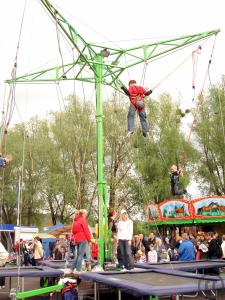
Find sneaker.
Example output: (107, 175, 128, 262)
(143, 132, 149, 139)
(126, 131, 134, 138)
(0, 286, 5, 289)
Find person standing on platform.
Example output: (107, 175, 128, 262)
(33, 236, 44, 266)
(108, 208, 118, 264)
(117, 209, 133, 270)
(0, 240, 9, 290)
(72, 209, 91, 272)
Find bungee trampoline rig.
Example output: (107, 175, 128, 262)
(2, 0, 221, 299)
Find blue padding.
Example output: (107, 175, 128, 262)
(135, 259, 225, 271)
(80, 269, 225, 297)
(0, 266, 63, 277)
(41, 260, 73, 269)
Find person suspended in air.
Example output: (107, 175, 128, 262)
(121, 80, 152, 138)
(170, 164, 187, 196)
(0, 154, 13, 168)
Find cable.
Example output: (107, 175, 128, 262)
(180, 34, 218, 168)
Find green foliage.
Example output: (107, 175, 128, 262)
(194, 78, 225, 195)
(0, 88, 204, 226)
(133, 93, 194, 204)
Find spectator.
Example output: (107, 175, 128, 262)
(205, 232, 222, 259)
(205, 232, 222, 275)
(160, 246, 170, 262)
(178, 233, 195, 261)
(148, 244, 157, 263)
(33, 237, 44, 266)
(175, 235, 182, 249)
(108, 208, 118, 264)
(155, 238, 163, 262)
(135, 248, 146, 263)
(196, 235, 208, 260)
(131, 235, 143, 258)
(91, 233, 98, 261)
(171, 248, 179, 261)
(221, 235, 225, 259)
(0, 241, 9, 289)
(143, 233, 156, 257)
(55, 246, 66, 260)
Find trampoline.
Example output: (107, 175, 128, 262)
(0, 266, 64, 277)
(135, 259, 225, 272)
(0, 266, 64, 293)
(80, 268, 225, 299)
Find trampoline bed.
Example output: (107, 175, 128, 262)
(80, 269, 225, 298)
(135, 259, 225, 272)
(0, 266, 64, 277)
(41, 260, 72, 269)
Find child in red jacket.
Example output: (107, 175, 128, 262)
(121, 80, 152, 138)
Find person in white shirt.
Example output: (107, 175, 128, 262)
(221, 234, 225, 259)
(117, 210, 133, 270)
(0, 241, 9, 289)
(33, 237, 44, 266)
(148, 244, 158, 263)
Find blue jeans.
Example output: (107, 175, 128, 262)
(118, 239, 133, 270)
(73, 240, 88, 271)
(127, 105, 148, 134)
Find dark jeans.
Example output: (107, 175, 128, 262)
(34, 258, 43, 266)
(0, 264, 5, 286)
(73, 240, 88, 271)
(118, 239, 133, 270)
(172, 184, 186, 196)
(127, 105, 148, 134)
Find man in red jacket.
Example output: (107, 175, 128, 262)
(121, 80, 152, 138)
(72, 209, 91, 272)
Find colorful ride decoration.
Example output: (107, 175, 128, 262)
(146, 196, 225, 225)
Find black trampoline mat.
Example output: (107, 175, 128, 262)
(105, 272, 198, 286)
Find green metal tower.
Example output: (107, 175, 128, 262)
(6, 0, 220, 266)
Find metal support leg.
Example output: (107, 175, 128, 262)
(22, 277, 24, 291)
(94, 282, 97, 300)
(118, 289, 121, 300)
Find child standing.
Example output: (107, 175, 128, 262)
(147, 244, 157, 263)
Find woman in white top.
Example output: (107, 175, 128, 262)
(33, 237, 44, 266)
(0, 241, 9, 289)
(117, 210, 133, 270)
(221, 234, 225, 259)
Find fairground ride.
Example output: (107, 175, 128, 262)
(5, 0, 220, 266)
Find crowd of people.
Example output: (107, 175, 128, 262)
(1, 208, 225, 283)
(130, 231, 224, 265)
(69, 207, 225, 272)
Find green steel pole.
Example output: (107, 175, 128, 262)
(94, 53, 105, 266)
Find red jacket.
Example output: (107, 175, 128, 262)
(72, 215, 91, 243)
(128, 85, 148, 106)
(91, 243, 98, 260)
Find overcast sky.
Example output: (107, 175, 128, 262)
(0, 0, 224, 125)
